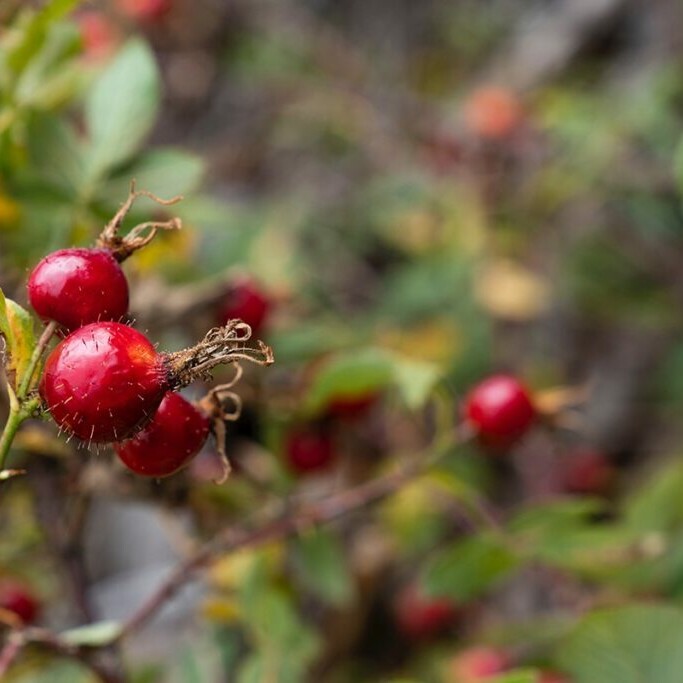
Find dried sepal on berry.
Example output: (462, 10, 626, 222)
(165, 320, 274, 388)
(96, 180, 182, 262)
(196, 363, 245, 484)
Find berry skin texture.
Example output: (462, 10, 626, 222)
(393, 583, 458, 641)
(447, 646, 511, 682)
(285, 427, 335, 475)
(218, 278, 271, 338)
(77, 11, 119, 61)
(465, 374, 536, 448)
(115, 392, 210, 477)
(28, 248, 129, 332)
(40, 322, 168, 443)
(0, 581, 40, 624)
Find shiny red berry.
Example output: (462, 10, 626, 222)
(28, 248, 128, 332)
(0, 581, 40, 624)
(448, 646, 511, 682)
(285, 426, 335, 474)
(465, 374, 535, 448)
(393, 583, 458, 640)
(218, 278, 271, 337)
(115, 392, 210, 477)
(40, 322, 168, 443)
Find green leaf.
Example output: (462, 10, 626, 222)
(557, 604, 683, 683)
(6, 0, 81, 77)
(292, 527, 354, 605)
(61, 620, 122, 647)
(492, 672, 539, 683)
(623, 458, 683, 532)
(303, 348, 395, 414)
(422, 534, 519, 601)
(84, 40, 160, 181)
(101, 148, 204, 206)
(26, 115, 85, 195)
(5, 660, 98, 683)
(0, 289, 37, 392)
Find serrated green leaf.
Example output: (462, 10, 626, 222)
(84, 40, 160, 181)
(0, 289, 37, 392)
(422, 534, 518, 601)
(292, 527, 354, 605)
(557, 604, 683, 683)
(61, 620, 122, 647)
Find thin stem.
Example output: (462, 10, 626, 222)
(17, 321, 57, 399)
(0, 396, 40, 471)
(0, 406, 23, 471)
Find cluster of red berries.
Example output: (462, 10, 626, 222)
(26, 199, 271, 478)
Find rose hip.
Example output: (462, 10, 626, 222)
(40, 322, 168, 443)
(28, 248, 128, 332)
(115, 392, 210, 477)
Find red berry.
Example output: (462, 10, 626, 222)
(116, 0, 172, 22)
(464, 86, 524, 140)
(394, 583, 458, 640)
(218, 278, 271, 338)
(562, 450, 615, 496)
(285, 427, 335, 474)
(28, 248, 128, 332)
(465, 375, 535, 448)
(77, 11, 119, 61)
(115, 392, 209, 477)
(0, 581, 40, 624)
(40, 322, 168, 443)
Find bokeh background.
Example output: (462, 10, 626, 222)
(3, 0, 683, 681)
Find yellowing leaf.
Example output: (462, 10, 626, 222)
(377, 320, 461, 364)
(0, 289, 38, 392)
(475, 259, 549, 321)
(201, 595, 242, 623)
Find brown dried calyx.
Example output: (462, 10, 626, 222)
(164, 320, 274, 390)
(97, 180, 182, 262)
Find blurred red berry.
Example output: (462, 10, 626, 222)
(562, 450, 615, 496)
(0, 581, 40, 624)
(465, 374, 536, 448)
(77, 11, 119, 61)
(326, 393, 377, 421)
(464, 86, 524, 140)
(285, 427, 335, 474)
(116, 0, 172, 22)
(448, 646, 511, 682)
(394, 583, 458, 641)
(218, 278, 271, 338)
